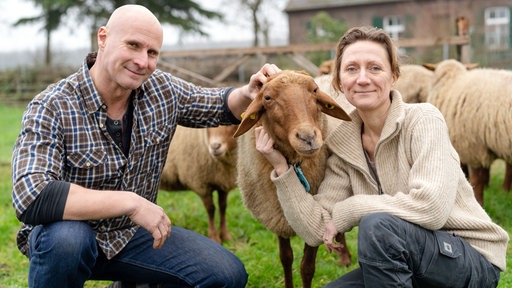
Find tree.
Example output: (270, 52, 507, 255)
(13, 0, 79, 66)
(240, 0, 264, 47)
(306, 12, 349, 64)
(307, 11, 348, 44)
(236, 0, 284, 47)
(77, 0, 223, 51)
(14, 0, 224, 64)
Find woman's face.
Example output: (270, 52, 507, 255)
(338, 40, 396, 113)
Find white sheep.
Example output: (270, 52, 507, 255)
(424, 59, 512, 205)
(159, 125, 238, 243)
(234, 70, 352, 288)
(394, 64, 434, 103)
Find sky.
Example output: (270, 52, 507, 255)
(0, 0, 289, 53)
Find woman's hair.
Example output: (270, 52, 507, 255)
(332, 26, 400, 92)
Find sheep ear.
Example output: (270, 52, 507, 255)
(233, 99, 264, 137)
(423, 63, 436, 71)
(465, 63, 479, 70)
(317, 90, 351, 121)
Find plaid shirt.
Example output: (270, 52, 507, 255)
(11, 54, 235, 259)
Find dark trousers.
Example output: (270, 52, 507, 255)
(325, 213, 501, 288)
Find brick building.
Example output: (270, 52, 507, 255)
(285, 0, 512, 68)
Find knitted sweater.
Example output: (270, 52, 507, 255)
(272, 91, 509, 271)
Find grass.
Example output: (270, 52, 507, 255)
(0, 103, 510, 287)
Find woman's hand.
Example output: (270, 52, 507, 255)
(254, 126, 289, 176)
(323, 219, 345, 255)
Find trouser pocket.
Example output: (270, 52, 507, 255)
(416, 230, 466, 287)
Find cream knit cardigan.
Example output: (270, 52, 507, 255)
(271, 91, 509, 271)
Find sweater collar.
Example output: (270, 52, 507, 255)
(327, 90, 406, 164)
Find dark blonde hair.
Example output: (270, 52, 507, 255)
(332, 26, 400, 92)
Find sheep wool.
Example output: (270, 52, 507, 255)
(394, 64, 434, 103)
(235, 70, 353, 287)
(159, 125, 238, 243)
(426, 59, 512, 204)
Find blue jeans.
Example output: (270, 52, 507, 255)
(28, 221, 248, 287)
(324, 213, 501, 288)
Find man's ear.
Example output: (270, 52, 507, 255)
(97, 26, 107, 49)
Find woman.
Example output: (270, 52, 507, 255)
(254, 26, 508, 287)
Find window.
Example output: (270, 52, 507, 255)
(383, 16, 404, 40)
(484, 7, 510, 50)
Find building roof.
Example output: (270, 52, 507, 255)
(285, 0, 407, 12)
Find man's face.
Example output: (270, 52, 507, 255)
(99, 19, 163, 91)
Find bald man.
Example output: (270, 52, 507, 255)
(12, 4, 279, 287)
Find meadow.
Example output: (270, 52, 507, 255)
(0, 103, 510, 287)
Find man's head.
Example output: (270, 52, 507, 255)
(92, 5, 163, 93)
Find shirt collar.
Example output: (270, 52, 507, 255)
(77, 53, 145, 114)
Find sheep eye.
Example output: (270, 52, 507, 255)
(313, 88, 318, 93)
(264, 95, 272, 101)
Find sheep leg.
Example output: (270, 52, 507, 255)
(301, 244, 318, 288)
(335, 233, 352, 267)
(217, 189, 232, 241)
(278, 236, 294, 288)
(469, 167, 489, 206)
(200, 193, 221, 243)
(502, 163, 512, 192)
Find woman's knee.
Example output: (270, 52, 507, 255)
(358, 213, 404, 250)
(359, 213, 398, 234)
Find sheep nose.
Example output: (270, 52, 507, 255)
(211, 143, 221, 150)
(296, 130, 317, 146)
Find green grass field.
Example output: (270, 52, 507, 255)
(0, 104, 510, 287)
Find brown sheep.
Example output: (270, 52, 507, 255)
(159, 125, 238, 243)
(234, 70, 352, 288)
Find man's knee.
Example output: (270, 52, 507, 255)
(30, 221, 97, 260)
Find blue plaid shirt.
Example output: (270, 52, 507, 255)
(11, 54, 236, 259)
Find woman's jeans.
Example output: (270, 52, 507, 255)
(325, 213, 501, 288)
(27, 221, 248, 287)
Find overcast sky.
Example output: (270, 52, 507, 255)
(0, 0, 289, 53)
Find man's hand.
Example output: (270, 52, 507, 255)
(128, 196, 172, 249)
(247, 63, 281, 100)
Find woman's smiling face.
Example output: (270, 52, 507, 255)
(338, 40, 396, 113)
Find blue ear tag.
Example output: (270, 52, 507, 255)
(293, 163, 311, 193)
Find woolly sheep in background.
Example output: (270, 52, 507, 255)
(424, 59, 512, 205)
(160, 125, 238, 243)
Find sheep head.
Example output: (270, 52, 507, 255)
(205, 125, 238, 158)
(234, 70, 350, 161)
(423, 60, 478, 72)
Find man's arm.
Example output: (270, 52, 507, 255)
(63, 183, 171, 249)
